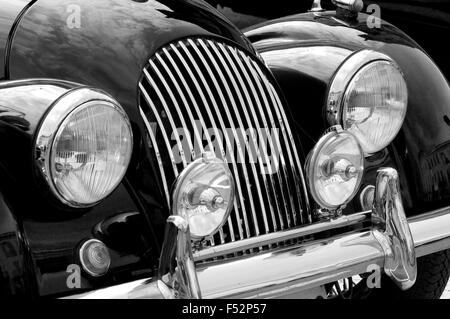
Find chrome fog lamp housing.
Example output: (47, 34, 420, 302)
(35, 88, 133, 208)
(171, 153, 235, 240)
(306, 127, 364, 210)
(326, 50, 408, 155)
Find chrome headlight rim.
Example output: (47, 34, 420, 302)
(171, 154, 235, 241)
(306, 127, 364, 211)
(34, 87, 133, 208)
(326, 50, 407, 155)
(326, 50, 399, 125)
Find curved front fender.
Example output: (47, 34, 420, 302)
(245, 11, 450, 215)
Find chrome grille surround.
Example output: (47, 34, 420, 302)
(139, 37, 310, 254)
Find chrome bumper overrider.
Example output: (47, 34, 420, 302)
(66, 168, 450, 299)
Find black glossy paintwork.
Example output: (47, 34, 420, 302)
(1, 0, 254, 297)
(245, 11, 450, 215)
(363, 1, 450, 80)
(0, 0, 30, 79)
(22, 184, 153, 297)
(0, 189, 34, 298)
(0, 80, 156, 297)
(1, 0, 449, 298)
(208, 0, 450, 79)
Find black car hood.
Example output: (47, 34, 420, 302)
(6, 0, 253, 123)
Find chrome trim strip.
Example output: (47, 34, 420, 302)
(410, 206, 450, 258)
(139, 106, 171, 205)
(142, 68, 188, 168)
(139, 82, 179, 176)
(61, 279, 161, 299)
(194, 211, 370, 260)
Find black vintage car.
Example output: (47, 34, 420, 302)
(0, 0, 449, 299)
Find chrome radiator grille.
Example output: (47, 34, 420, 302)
(139, 37, 310, 249)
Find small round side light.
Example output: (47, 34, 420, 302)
(79, 239, 111, 277)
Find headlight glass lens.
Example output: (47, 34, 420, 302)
(51, 101, 132, 206)
(342, 61, 408, 154)
(174, 156, 234, 240)
(307, 130, 364, 210)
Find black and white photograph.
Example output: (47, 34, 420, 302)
(1, 0, 450, 304)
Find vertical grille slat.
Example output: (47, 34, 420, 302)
(248, 59, 310, 224)
(255, 64, 304, 223)
(196, 38, 272, 234)
(142, 68, 188, 168)
(139, 82, 179, 176)
(149, 59, 197, 162)
(186, 38, 263, 237)
(139, 106, 171, 205)
(161, 46, 236, 242)
(154, 53, 203, 158)
(138, 37, 310, 256)
(179, 40, 252, 239)
(204, 39, 287, 232)
(237, 51, 302, 226)
(169, 43, 243, 241)
(268, 82, 311, 223)
(222, 44, 295, 229)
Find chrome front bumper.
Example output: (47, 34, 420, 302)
(66, 168, 450, 299)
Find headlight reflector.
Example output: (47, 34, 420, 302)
(342, 61, 407, 154)
(327, 50, 408, 155)
(172, 154, 234, 240)
(36, 88, 133, 207)
(306, 128, 364, 210)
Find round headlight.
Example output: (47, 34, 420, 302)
(36, 88, 133, 207)
(327, 50, 408, 155)
(172, 154, 234, 240)
(306, 128, 364, 210)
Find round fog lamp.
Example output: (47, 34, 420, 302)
(79, 239, 111, 277)
(172, 154, 235, 240)
(306, 128, 364, 210)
